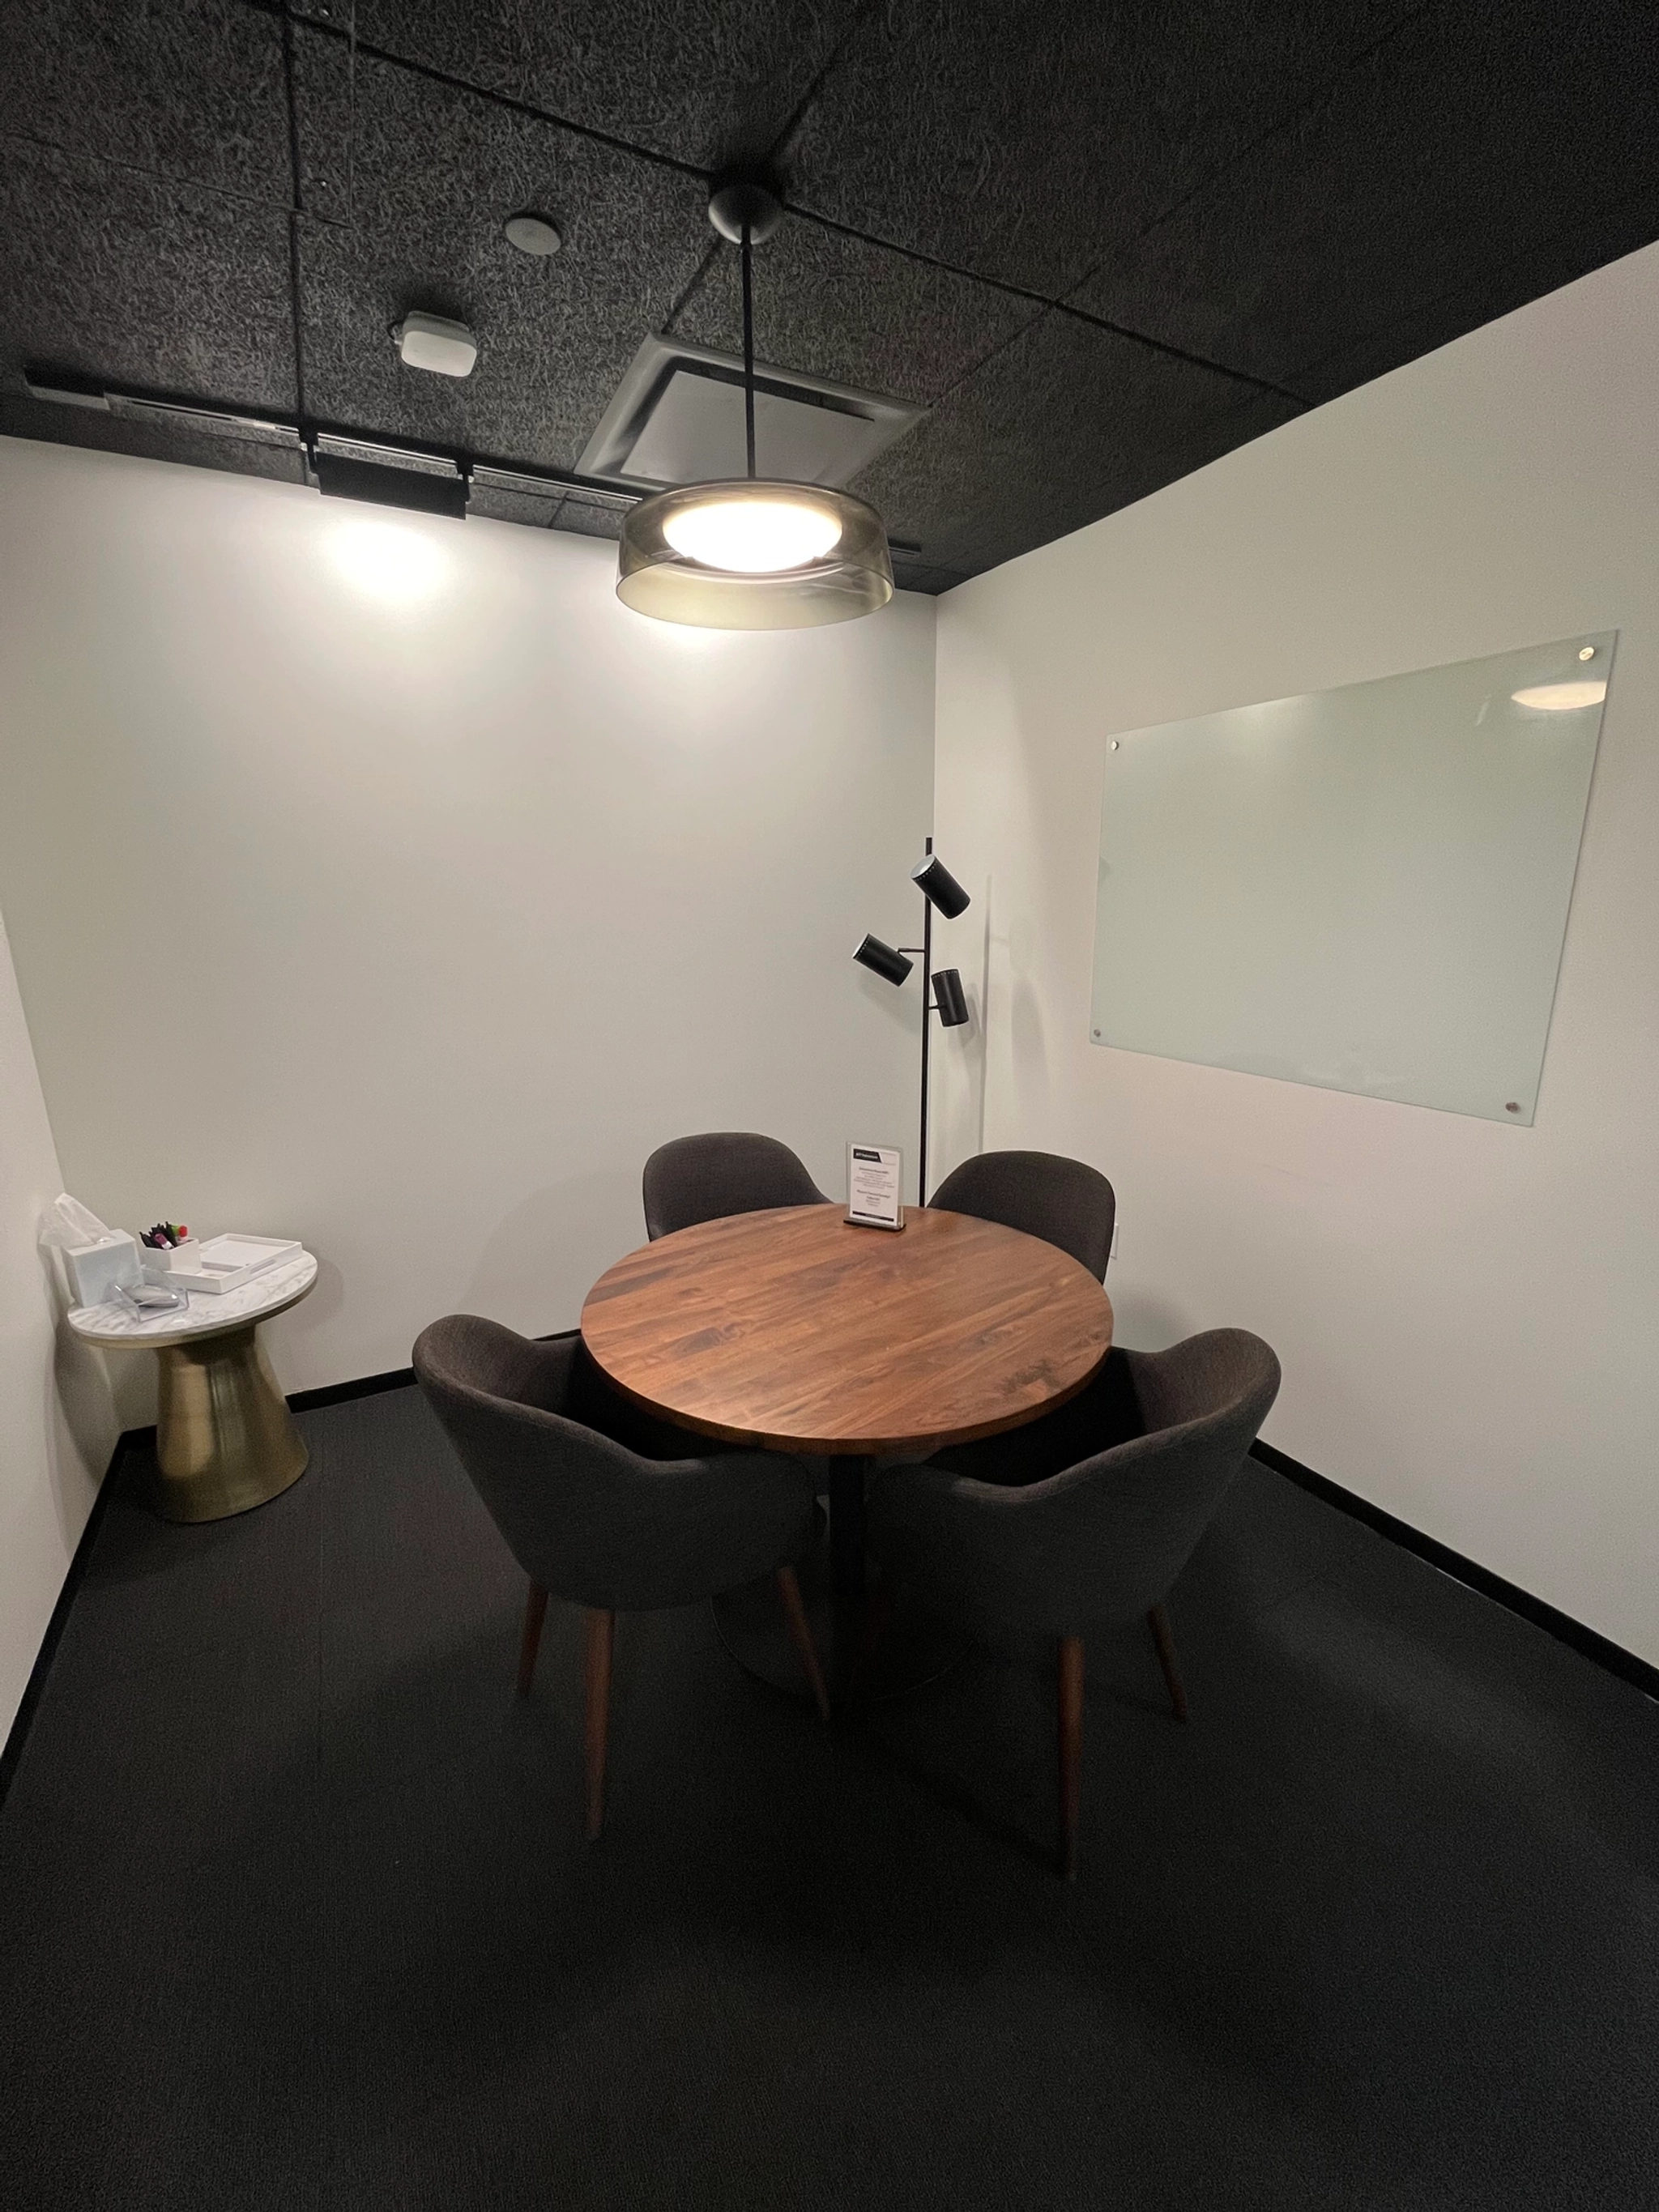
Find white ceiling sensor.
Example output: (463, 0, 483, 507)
(394, 312, 479, 377)
(578, 333, 923, 490)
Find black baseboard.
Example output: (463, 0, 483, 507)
(1251, 1439, 1659, 1704)
(0, 1427, 130, 1808)
(289, 1365, 415, 1413)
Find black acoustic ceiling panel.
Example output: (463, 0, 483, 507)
(0, 0, 296, 411)
(781, 0, 1422, 296)
(1282, 179, 1659, 413)
(666, 213, 1038, 410)
(291, 31, 710, 467)
(3, 0, 1658, 591)
(1067, 0, 1659, 405)
(6, 0, 290, 202)
(851, 308, 1300, 577)
(285, 0, 868, 175)
(0, 141, 297, 413)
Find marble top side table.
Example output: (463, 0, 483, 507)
(68, 1253, 318, 1523)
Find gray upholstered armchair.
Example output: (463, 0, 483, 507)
(642, 1132, 830, 1241)
(868, 1328, 1281, 1878)
(413, 1315, 830, 1839)
(928, 1149, 1115, 1281)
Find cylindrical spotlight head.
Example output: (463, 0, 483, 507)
(932, 968, 970, 1027)
(911, 853, 970, 918)
(853, 933, 914, 987)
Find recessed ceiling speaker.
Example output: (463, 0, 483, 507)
(393, 312, 479, 378)
(504, 212, 562, 257)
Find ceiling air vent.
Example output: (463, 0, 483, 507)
(577, 334, 923, 491)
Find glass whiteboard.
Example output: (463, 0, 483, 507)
(1090, 633, 1612, 1123)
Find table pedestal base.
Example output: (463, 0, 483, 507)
(151, 1323, 309, 1524)
(713, 1490, 968, 1710)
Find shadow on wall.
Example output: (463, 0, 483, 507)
(932, 871, 992, 1187)
(1007, 915, 1055, 1125)
(1107, 1288, 1196, 1354)
(852, 960, 922, 1038)
(275, 1255, 347, 1383)
(43, 1243, 118, 1529)
(463, 1169, 641, 1339)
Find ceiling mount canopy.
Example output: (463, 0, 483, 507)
(616, 182, 893, 630)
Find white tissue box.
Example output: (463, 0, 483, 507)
(66, 1232, 142, 1308)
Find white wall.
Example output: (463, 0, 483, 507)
(0, 438, 937, 1405)
(0, 906, 117, 1740)
(931, 241, 1659, 1665)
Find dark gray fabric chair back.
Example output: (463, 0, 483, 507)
(412, 1315, 816, 1611)
(869, 1329, 1279, 1636)
(642, 1132, 830, 1241)
(928, 1149, 1116, 1281)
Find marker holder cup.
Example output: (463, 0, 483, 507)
(141, 1238, 200, 1284)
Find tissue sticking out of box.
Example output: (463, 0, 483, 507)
(45, 1194, 144, 1309)
(43, 1193, 114, 1249)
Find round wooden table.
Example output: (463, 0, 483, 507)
(581, 1205, 1113, 1696)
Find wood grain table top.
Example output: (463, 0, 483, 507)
(580, 1205, 1113, 1456)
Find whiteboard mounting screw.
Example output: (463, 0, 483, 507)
(1110, 739, 1120, 750)
(1578, 646, 1595, 661)
(1505, 1102, 1521, 1113)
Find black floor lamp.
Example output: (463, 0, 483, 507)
(854, 839, 971, 1204)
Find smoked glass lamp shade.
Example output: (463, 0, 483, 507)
(616, 481, 893, 629)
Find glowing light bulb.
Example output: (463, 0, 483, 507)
(1509, 680, 1607, 712)
(663, 495, 842, 574)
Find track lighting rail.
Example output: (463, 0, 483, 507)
(21, 368, 645, 516)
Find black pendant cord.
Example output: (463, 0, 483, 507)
(919, 836, 932, 1208)
(741, 222, 757, 480)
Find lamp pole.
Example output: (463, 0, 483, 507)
(854, 843, 970, 1211)
(919, 837, 934, 1207)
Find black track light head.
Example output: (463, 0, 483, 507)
(853, 934, 915, 987)
(932, 968, 970, 1027)
(911, 852, 970, 919)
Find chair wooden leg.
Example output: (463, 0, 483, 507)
(517, 1581, 548, 1697)
(1058, 1634, 1084, 1883)
(1147, 1600, 1189, 1723)
(583, 1607, 615, 1841)
(774, 1565, 831, 1723)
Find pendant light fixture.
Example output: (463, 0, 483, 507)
(616, 183, 894, 629)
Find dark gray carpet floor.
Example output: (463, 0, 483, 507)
(2, 1383, 1655, 2210)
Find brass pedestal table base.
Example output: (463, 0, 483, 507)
(154, 1323, 309, 1522)
(68, 1251, 318, 1524)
